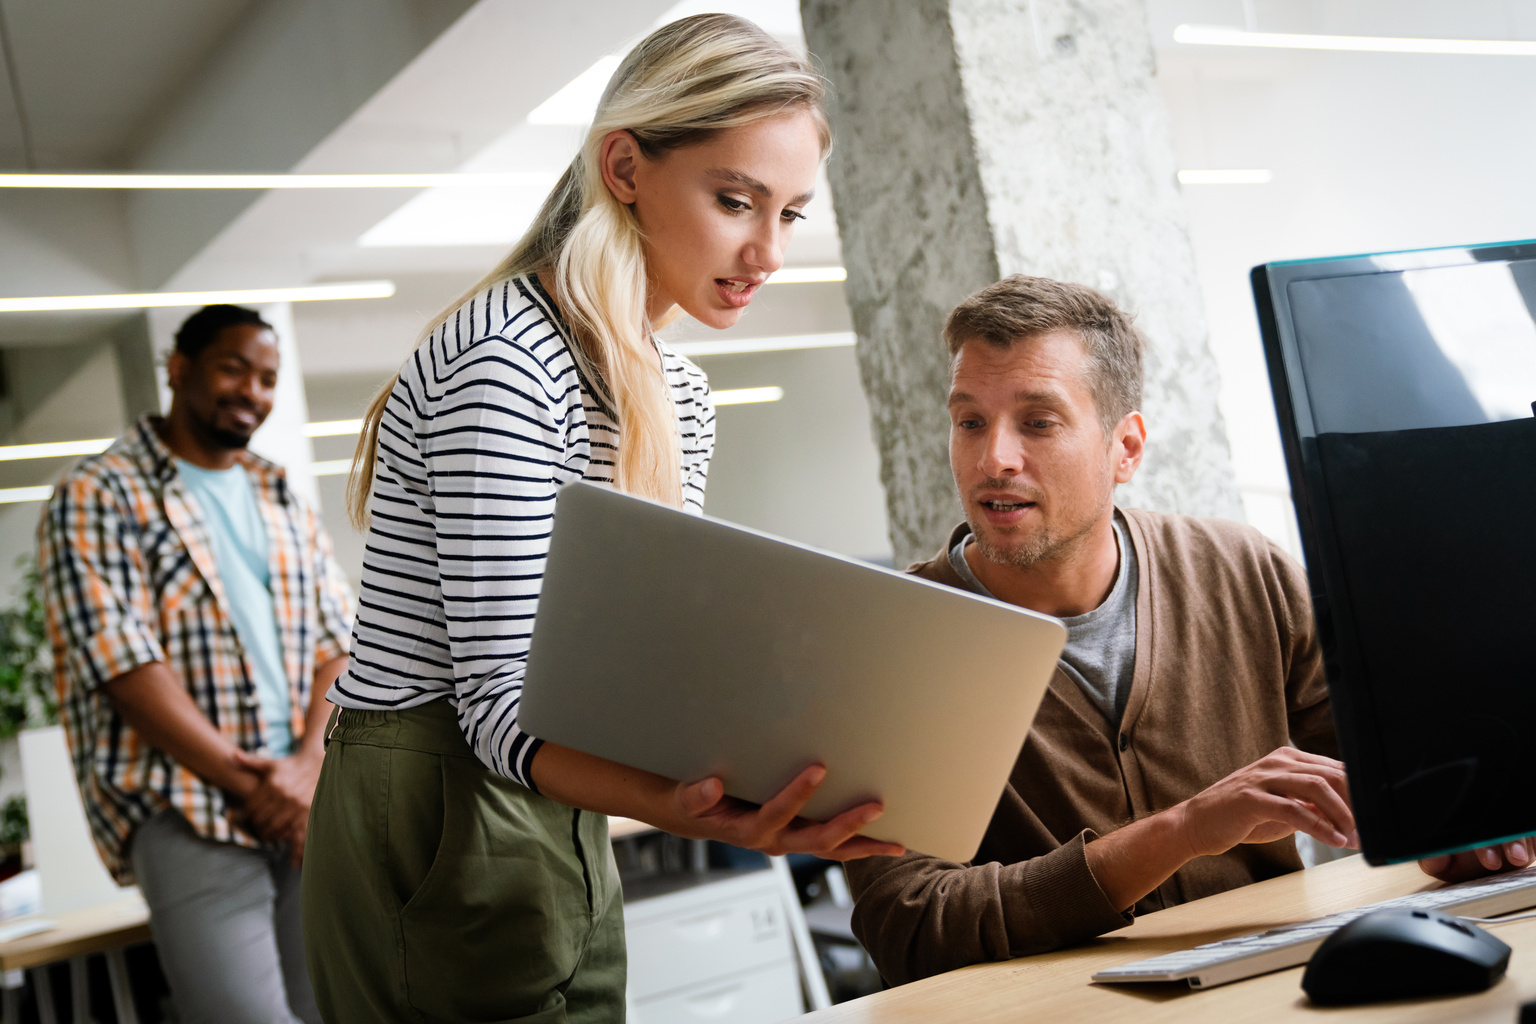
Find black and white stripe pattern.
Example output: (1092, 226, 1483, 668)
(333, 275, 714, 788)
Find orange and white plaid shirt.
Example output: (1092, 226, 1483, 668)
(37, 416, 354, 882)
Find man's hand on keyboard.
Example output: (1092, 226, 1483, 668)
(1175, 747, 1359, 858)
(1085, 747, 1359, 913)
(1420, 838, 1533, 883)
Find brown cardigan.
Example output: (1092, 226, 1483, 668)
(845, 508, 1337, 986)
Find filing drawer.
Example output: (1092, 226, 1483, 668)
(624, 872, 793, 1001)
(630, 960, 801, 1024)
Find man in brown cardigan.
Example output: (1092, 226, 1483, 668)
(846, 275, 1532, 986)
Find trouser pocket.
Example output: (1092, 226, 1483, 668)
(399, 756, 625, 1022)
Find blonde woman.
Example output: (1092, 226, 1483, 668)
(301, 15, 903, 1022)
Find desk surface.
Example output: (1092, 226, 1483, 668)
(801, 855, 1536, 1023)
(0, 896, 151, 972)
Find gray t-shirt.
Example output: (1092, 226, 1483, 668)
(949, 515, 1139, 726)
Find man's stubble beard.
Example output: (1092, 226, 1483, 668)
(192, 403, 258, 452)
(966, 467, 1117, 570)
(209, 427, 253, 450)
(971, 510, 1091, 569)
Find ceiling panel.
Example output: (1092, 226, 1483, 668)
(0, 0, 258, 168)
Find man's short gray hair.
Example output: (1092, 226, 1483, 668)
(944, 275, 1146, 434)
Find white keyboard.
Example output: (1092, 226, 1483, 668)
(1091, 864, 1536, 990)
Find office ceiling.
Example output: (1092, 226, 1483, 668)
(0, 0, 259, 169)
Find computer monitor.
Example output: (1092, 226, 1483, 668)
(1252, 239, 1536, 865)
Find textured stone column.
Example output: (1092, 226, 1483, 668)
(801, 0, 1242, 566)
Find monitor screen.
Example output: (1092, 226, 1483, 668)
(1252, 240, 1536, 865)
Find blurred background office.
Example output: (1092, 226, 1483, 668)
(1, 0, 1535, 1015)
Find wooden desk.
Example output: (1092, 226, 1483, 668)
(0, 894, 150, 1023)
(799, 856, 1536, 1023)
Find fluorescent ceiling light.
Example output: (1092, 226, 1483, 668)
(0, 438, 113, 462)
(0, 486, 54, 505)
(4, 421, 358, 463)
(0, 454, 358, 503)
(1177, 169, 1274, 184)
(304, 419, 364, 437)
(528, 56, 623, 125)
(0, 173, 551, 189)
(768, 267, 847, 285)
(669, 331, 855, 358)
(1173, 23, 1536, 55)
(713, 386, 784, 406)
(0, 281, 395, 313)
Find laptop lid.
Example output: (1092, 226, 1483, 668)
(520, 482, 1066, 862)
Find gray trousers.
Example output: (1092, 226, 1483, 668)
(130, 809, 320, 1024)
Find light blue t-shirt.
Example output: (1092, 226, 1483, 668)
(176, 460, 293, 755)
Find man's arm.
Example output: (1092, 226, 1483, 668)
(848, 746, 1357, 985)
(1085, 746, 1356, 911)
(103, 662, 261, 802)
(847, 830, 1130, 986)
(236, 656, 348, 857)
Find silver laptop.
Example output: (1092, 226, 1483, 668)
(520, 482, 1066, 863)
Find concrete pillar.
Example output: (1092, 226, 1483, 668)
(250, 303, 318, 507)
(801, 0, 1242, 566)
(110, 315, 162, 423)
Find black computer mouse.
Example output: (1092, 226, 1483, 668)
(1301, 907, 1511, 1005)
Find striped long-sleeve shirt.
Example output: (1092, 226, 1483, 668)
(333, 274, 715, 788)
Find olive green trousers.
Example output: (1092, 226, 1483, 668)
(302, 703, 626, 1023)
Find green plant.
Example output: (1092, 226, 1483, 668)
(0, 795, 26, 848)
(0, 557, 56, 738)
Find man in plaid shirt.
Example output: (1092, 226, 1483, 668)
(39, 304, 354, 1024)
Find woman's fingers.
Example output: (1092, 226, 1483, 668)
(672, 768, 901, 861)
(676, 776, 725, 817)
(820, 835, 907, 862)
(771, 801, 890, 857)
(753, 765, 828, 833)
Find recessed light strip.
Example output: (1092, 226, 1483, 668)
(713, 387, 784, 406)
(767, 267, 847, 285)
(0, 389, 786, 498)
(1173, 24, 1536, 56)
(1177, 169, 1274, 185)
(669, 332, 856, 358)
(0, 281, 395, 313)
(304, 419, 365, 438)
(0, 486, 55, 505)
(0, 438, 113, 462)
(0, 173, 553, 189)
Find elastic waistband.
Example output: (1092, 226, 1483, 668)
(326, 700, 478, 760)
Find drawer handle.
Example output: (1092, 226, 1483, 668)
(684, 982, 745, 1017)
(673, 911, 730, 941)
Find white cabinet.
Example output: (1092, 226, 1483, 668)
(625, 870, 803, 1024)
(631, 961, 800, 1023)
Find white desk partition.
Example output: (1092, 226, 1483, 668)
(18, 726, 131, 914)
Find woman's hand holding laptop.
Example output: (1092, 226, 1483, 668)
(532, 745, 907, 861)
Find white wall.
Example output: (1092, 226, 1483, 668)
(1150, 0, 1536, 556)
